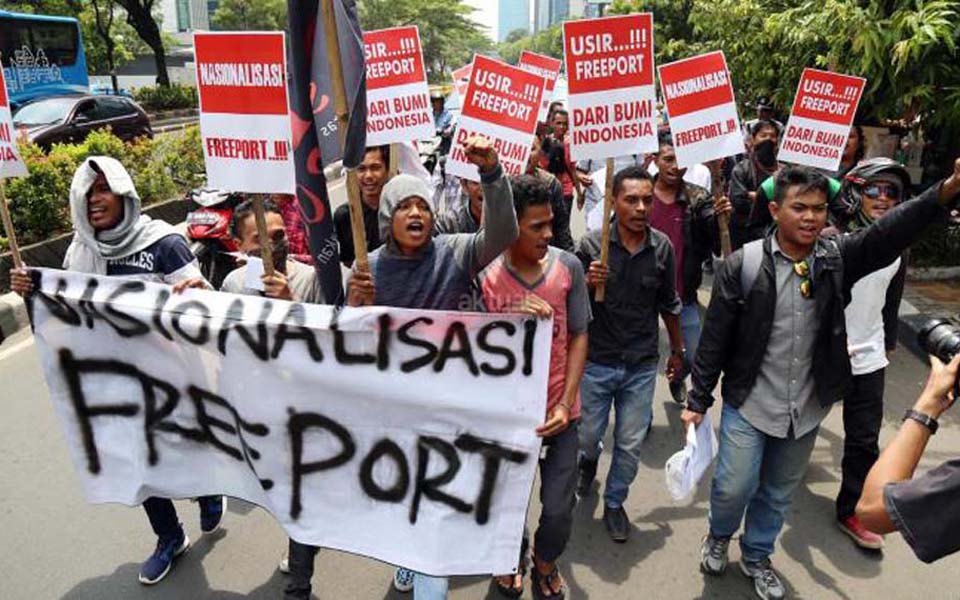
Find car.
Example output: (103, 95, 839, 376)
(12, 94, 153, 149)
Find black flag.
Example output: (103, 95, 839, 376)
(286, 0, 366, 304)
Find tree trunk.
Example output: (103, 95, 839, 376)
(116, 0, 170, 86)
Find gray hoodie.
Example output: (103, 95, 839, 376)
(365, 165, 517, 310)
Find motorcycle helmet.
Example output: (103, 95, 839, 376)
(838, 157, 911, 219)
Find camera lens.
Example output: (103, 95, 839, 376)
(918, 319, 960, 364)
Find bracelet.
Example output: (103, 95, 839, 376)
(903, 409, 939, 435)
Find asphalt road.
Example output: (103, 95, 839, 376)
(2, 191, 959, 599)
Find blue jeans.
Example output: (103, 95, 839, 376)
(680, 301, 701, 379)
(414, 573, 449, 599)
(708, 403, 819, 563)
(578, 360, 657, 508)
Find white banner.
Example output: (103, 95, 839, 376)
(29, 269, 551, 576)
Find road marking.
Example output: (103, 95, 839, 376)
(0, 335, 34, 361)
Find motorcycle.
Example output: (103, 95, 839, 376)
(184, 188, 244, 290)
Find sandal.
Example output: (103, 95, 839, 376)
(531, 563, 566, 600)
(493, 558, 527, 598)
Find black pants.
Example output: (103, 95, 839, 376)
(520, 421, 578, 565)
(550, 194, 575, 253)
(284, 539, 320, 600)
(143, 497, 181, 540)
(836, 368, 886, 520)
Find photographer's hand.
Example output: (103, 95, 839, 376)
(857, 353, 960, 534)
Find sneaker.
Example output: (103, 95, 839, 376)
(393, 566, 415, 593)
(138, 528, 190, 585)
(740, 558, 785, 600)
(669, 378, 688, 404)
(199, 495, 227, 534)
(278, 555, 290, 574)
(602, 505, 629, 543)
(576, 457, 598, 499)
(699, 535, 730, 576)
(838, 515, 884, 550)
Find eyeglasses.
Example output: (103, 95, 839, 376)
(794, 260, 812, 298)
(863, 183, 902, 201)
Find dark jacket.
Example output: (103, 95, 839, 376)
(334, 201, 381, 267)
(688, 182, 950, 413)
(729, 157, 776, 250)
(656, 178, 719, 304)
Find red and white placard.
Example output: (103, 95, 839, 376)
(194, 32, 295, 194)
(363, 26, 434, 145)
(779, 68, 866, 171)
(563, 13, 657, 161)
(447, 55, 545, 181)
(452, 63, 472, 102)
(0, 67, 27, 178)
(658, 51, 743, 168)
(518, 51, 563, 122)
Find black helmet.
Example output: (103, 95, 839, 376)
(839, 157, 911, 218)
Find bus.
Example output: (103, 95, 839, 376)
(0, 10, 90, 110)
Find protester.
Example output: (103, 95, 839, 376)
(832, 159, 911, 550)
(269, 193, 311, 263)
(826, 125, 868, 223)
(528, 136, 567, 242)
(434, 177, 483, 234)
(348, 136, 517, 599)
(730, 120, 782, 250)
(575, 166, 685, 543)
(480, 174, 590, 600)
(220, 198, 324, 302)
(335, 145, 391, 267)
(8, 156, 224, 586)
(539, 108, 578, 251)
(857, 353, 960, 563)
(577, 155, 646, 231)
(650, 131, 732, 403)
(684, 160, 960, 600)
(431, 90, 455, 156)
(742, 96, 784, 146)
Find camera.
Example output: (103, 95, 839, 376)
(918, 318, 960, 364)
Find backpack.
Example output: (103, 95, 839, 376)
(740, 239, 764, 298)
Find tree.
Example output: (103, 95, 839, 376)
(497, 23, 564, 65)
(79, 6, 148, 76)
(211, 0, 287, 31)
(114, 0, 169, 86)
(358, 0, 493, 82)
(89, 0, 120, 91)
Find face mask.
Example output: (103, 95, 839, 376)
(755, 139, 778, 167)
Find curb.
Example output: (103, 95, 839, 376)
(0, 292, 28, 343)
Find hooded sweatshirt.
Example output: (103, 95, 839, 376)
(63, 156, 203, 285)
(365, 166, 517, 310)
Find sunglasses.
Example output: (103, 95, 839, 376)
(794, 260, 813, 298)
(863, 183, 902, 201)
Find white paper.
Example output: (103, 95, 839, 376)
(243, 256, 265, 291)
(665, 411, 718, 502)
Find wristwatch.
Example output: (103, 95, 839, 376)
(903, 409, 939, 435)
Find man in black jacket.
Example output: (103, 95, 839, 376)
(682, 160, 960, 600)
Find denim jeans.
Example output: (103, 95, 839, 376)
(680, 301, 701, 376)
(708, 403, 819, 563)
(579, 360, 658, 508)
(414, 573, 449, 599)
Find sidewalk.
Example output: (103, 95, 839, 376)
(897, 279, 960, 348)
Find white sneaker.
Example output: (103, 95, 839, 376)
(393, 567, 415, 593)
(740, 559, 786, 600)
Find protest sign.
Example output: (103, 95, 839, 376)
(518, 51, 563, 122)
(452, 63, 472, 101)
(779, 68, 866, 171)
(0, 65, 27, 178)
(563, 13, 657, 161)
(658, 51, 743, 168)
(194, 32, 295, 194)
(446, 55, 545, 181)
(363, 26, 434, 145)
(30, 269, 550, 576)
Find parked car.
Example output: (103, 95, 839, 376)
(12, 94, 153, 149)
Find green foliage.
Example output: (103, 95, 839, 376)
(211, 0, 287, 31)
(358, 0, 494, 81)
(2, 128, 205, 247)
(497, 24, 565, 64)
(911, 223, 960, 268)
(132, 84, 198, 112)
(79, 3, 150, 75)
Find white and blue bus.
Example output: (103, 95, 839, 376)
(0, 10, 90, 110)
